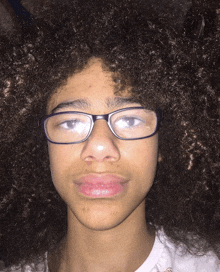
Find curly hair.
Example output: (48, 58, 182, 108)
(0, 0, 219, 267)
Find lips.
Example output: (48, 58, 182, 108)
(75, 174, 128, 198)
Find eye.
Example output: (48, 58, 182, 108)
(58, 119, 86, 133)
(114, 116, 144, 129)
(59, 119, 79, 129)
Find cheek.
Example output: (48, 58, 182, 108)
(48, 144, 79, 190)
(141, 137, 158, 172)
(123, 135, 158, 167)
(48, 144, 65, 196)
(123, 135, 158, 190)
(48, 143, 85, 206)
(48, 144, 65, 177)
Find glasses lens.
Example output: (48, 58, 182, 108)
(45, 113, 92, 143)
(110, 109, 157, 139)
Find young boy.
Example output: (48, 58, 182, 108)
(0, 1, 219, 271)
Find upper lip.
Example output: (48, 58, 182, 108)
(76, 174, 128, 185)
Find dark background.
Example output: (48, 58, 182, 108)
(0, 0, 220, 37)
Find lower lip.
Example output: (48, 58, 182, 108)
(75, 175, 127, 198)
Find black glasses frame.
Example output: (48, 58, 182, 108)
(42, 107, 162, 144)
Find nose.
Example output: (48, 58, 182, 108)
(80, 120, 120, 163)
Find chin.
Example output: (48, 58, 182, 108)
(68, 202, 132, 232)
(80, 217, 127, 232)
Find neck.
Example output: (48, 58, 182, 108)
(49, 201, 155, 272)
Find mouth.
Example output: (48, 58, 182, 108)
(74, 174, 128, 198)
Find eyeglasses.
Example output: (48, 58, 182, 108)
(42, 107, 162, 144)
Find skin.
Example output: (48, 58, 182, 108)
(47, 58, 158, 272)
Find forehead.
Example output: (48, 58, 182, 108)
(59, 58, 116, 98)
(47, 58, 136, 113)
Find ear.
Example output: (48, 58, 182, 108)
(158, 153, 162, 162)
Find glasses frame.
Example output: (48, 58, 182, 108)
(42, 107, 162, 144)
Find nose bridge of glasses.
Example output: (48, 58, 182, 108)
(90, 113, 113, 137)
(92, 113, 109, 123)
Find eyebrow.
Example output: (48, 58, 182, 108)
(51, 97, 138, 113)
(106, 97, 138, 108)
(51, 99, 91, 113)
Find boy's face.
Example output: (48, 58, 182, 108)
(47, 59, 158, 231)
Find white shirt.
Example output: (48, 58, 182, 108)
(135, 230, 220, 272)
(4, 230, 220, 272)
